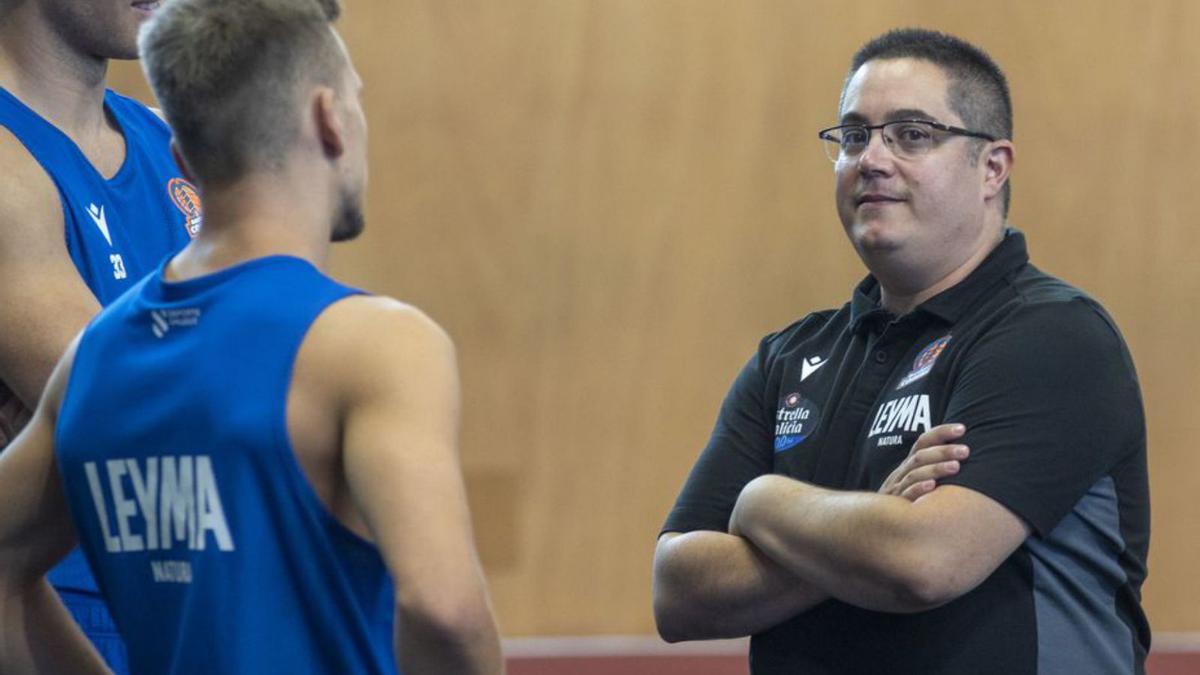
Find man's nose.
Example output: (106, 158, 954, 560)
(856, 130, 897, 175)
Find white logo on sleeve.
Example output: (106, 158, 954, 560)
(86, 203, 113, 246)
(800, 355, 828, 381)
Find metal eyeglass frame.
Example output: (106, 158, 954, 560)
(817, 119, 997, 163)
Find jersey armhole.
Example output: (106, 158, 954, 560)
(271, 290, 383, 558)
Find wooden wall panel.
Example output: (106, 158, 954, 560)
(110, 0, 1200, 635)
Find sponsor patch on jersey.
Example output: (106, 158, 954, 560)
(774, 392, 821, 452)
(896, 334, 951, 390)
(150, 307, 202, 338)
(867, 394, 932, 443)
(168, 177, 203, 238)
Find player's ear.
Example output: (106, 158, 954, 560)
(170, 140, 197, 184)
(313, 87, 345, 159)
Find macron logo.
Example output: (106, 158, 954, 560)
(87, 203, 113, 246)
(800, 355, 827, 382)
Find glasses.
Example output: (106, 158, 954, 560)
(817, 119, 997, 163)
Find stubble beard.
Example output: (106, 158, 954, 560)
(330, 189, 365, 243)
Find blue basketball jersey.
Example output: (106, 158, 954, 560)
(0, 87, 198, 305)
(55, 256, 398, 674)
(0, 87, 197, 594)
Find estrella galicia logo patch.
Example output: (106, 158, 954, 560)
(896, 334, 951, 390)
(774, 392, 821, 452)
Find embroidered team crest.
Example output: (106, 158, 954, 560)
(896, 334, 951, 390)
(774, 392, 821, 452)
(168, 178, 203, 238)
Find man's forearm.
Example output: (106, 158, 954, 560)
(0, 577, 111, 674)
(394, 591, 504, 675)
(730, 475, 941, 613)
(653, 530, 828, 642)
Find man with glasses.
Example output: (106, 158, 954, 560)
(654, 28, 1149, 675)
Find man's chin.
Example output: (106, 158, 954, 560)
(849, 219, 907, 254)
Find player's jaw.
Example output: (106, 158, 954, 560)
(330, 179, 366, 243)
(330, 202, 365, 242)
(103, 0, 163, 59)
(61, 0, 158, 61)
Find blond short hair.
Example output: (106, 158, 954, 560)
(140, 0, 344, 186)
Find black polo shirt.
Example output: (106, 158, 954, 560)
(662, 230, 1151, 675)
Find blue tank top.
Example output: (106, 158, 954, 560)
(0, 86, 197, 594)
(55, 256, 398, 674)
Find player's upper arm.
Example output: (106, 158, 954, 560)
(0, 130, 101, 408)
(321, 296, 487, 617)
(0, 334, 82, 586)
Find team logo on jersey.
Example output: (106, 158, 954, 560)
(168, 178, 203, 238)
(896, 334, 951, 390)
(774, 392, 821, 452)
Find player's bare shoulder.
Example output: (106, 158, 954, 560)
(0, 126, 64, 255)
(301, 294, 458, 401)
(313, 294, 454, 358)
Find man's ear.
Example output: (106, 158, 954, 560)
(170, 140, 197, 183)
(313, 87, 345, 159)
(982, 140, 1014, 202)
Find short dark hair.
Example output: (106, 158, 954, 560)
(846, 29, 1013, 215)
(139, 0, 345, 187)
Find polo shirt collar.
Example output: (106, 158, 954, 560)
(849, 228, 1030, 333)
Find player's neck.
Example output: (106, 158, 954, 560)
(167, 175, 337, 281)
(0, 10, 110, 138)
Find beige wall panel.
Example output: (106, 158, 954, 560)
(110, 0, 1200, 634)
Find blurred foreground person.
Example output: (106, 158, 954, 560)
(0, 1, 503, 673)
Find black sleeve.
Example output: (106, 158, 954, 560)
(937, 298, 1144, 537)
(660, 347, 775, 535)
